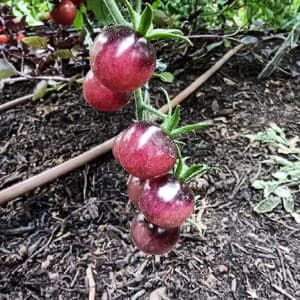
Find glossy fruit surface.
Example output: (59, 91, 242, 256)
(139, 174, 194, 228)
(52, 0, 77, 26)
(0, 34, 8, 44)
(90, 26, 156, 92)
(83, 70, 130, 112)
(127, 176, 144, 206)
(112, 122, 177, 179)
(130, 214, 180, 255)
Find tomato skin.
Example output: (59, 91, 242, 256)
(71, 0, 84, 6)
(83, 70, 131, 112)
(90, 26, 156, 92)
(51, 0, 77, 26)
(0, 34, 9, 44)
(127, 176, 144, 207)
(112, 122, 177, 179)
(139, 174, 195, 228)
(130, 213, 180, 255)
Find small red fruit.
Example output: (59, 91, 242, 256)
(90, 26, 156, 92)
(130, 213, 180, 255)
(139, 174, 194, 228)
(0, 34, 9, 44)
(112, 122, 177, 179)
(51, 0, 77, 26)
(127, 176, 144, 206)
(83, 70, 131, 112)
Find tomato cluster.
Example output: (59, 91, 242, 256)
(84, 25, 195, 255)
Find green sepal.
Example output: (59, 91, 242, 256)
(169, 120, 213, 139)
(137, 4, 153, 36)
(161, 106, 181, 135)
(123, 0, 140, 30)
(146, 28, 193, 45)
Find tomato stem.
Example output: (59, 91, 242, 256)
(103, 0, 129, 26)
(134, 88, 144, 121)
(142, 103, 167, 120)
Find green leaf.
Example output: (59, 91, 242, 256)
(22, 36, 48, 49)
(282, 196, 295, 213)
(169, 120, 213, 139)
(273, 186, 292, 199)
(33, 80, 48, 101)
(186, 218, 204, 234)
(206, 40, 223, 52)
(161, 105, 181, 134)
(254, 196, 281, 214)
(0, 59, 16, 80)
(73, 8, 85, 30)
(146, 28, 193, 45)
(153, 72, 175, 83)
(54, 49, 74, 59)
(87, 0, 112, 25)
(123, 0, 140, 30)
(252, 180, 267, 190)
(137, 4, 153, 36)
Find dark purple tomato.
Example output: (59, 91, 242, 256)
(51, 0, 77, 26)
(130, 214, 180, 255)
(83, 70, 131, 112)
(112, 122, 177, 179)
(139, 174, 194, 228)
(90, 26, 156, 92)
(127, 176, 144, 206)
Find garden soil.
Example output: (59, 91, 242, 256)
(0, 43, 299, 299)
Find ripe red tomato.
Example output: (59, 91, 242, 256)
(83, 70, 131, 112)
(51, 0, 77, 26)
(112, 122, 177, 179)
(90, 26, 156, 92)
(139, 174, 195, 228)
(0, 34, 9, 44)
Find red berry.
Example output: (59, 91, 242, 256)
(83, 70, 131, 112)
(90, 26, 156, 92)
(112, 122, 177, 179)
(0, 34, 8, 44)
(127, 176, 144, 207)
(130, 214, 180, 255)
(139, 174, 194, 228)
(51, 0, 77, 26)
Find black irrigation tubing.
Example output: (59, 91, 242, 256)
(0, 43, 244, 205)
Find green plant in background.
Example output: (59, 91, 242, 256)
(247, 123, 300, 223)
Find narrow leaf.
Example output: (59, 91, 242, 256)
(282, 196, 295, 213)
(123, 0, 140, 30)
(153, 72, 174, 83)
(170, 120, 213, 139)
(254, 196, 281, 213)
(146, 28, 193, 45)
(137, 4, 153, 36)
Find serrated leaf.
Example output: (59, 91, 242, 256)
(0, 59, 16, 79)
(22, 36, 48, 49)
(33, 80, 48, 101)
(153, 72, 174, 83)
(54, 49, 73, 59)
(254, 196, 281, 213)
(282, 196, 294, 213)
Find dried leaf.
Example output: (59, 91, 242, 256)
(22, 36, 48, 49)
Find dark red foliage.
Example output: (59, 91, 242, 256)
(139, 174, 194, 228)
(130, 214, 180, 255)
(112, 122, 177, 179)
(90, 26, 156, 92)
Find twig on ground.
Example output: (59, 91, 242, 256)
(86, 265, 96, 300)
(0, 44, 244, 205)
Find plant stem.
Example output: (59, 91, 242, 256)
(142, 103, 167, 120)
(136, 0, 142, 13)
(103, 0, 128, 25)
(134, 88, 144, 121)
